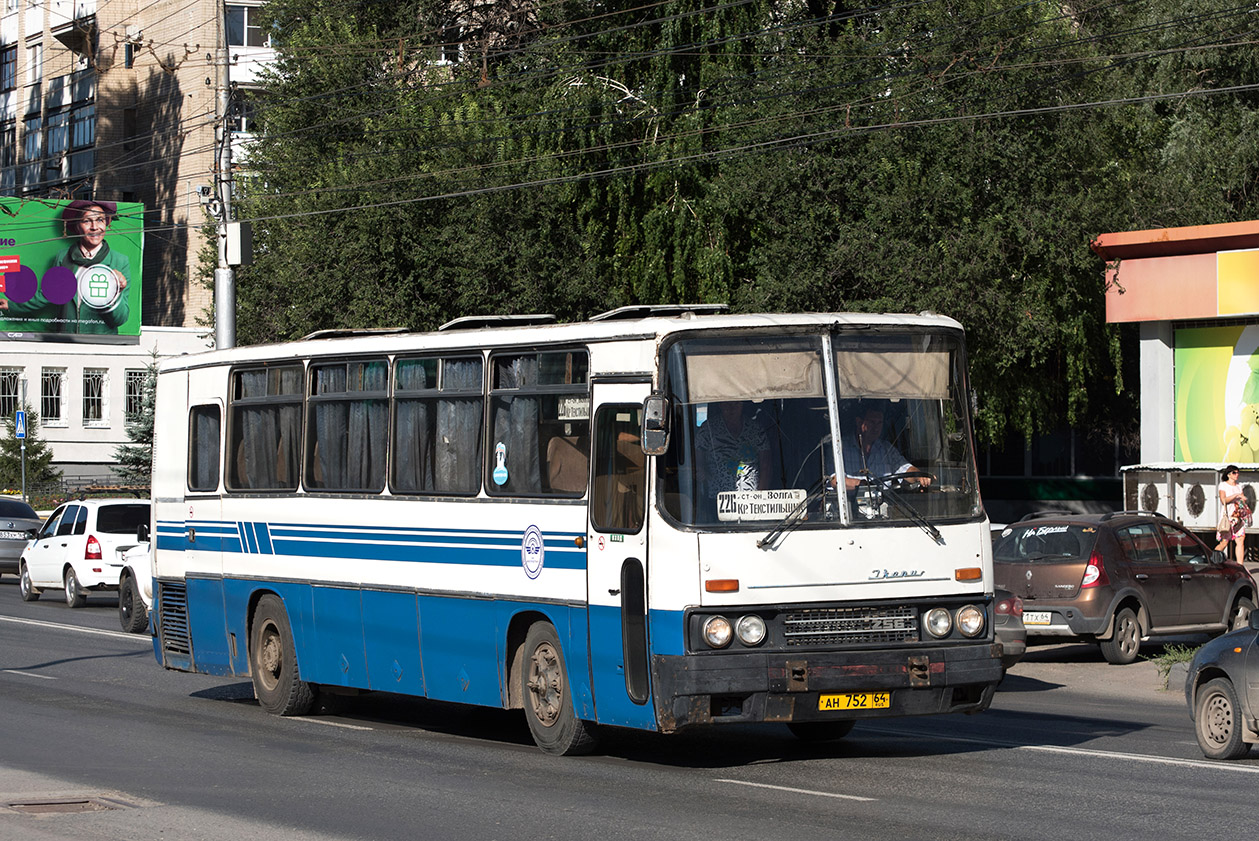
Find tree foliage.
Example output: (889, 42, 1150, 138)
(0, 403, 61, 490)
(230, 0, 1259, 444)
(113, 357, 158, 484)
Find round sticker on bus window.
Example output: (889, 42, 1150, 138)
(493, 442, 509, 485)
(522, 525, 544, 579)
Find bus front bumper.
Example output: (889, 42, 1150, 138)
(650, 643, 1003, 732)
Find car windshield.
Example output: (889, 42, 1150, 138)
(0, 499, 37, 519)
(993, 522, 1097, 562)
(96, 504, 150, 534)
(657, 329, 981, 530)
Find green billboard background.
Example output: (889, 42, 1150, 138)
(0, 197, 143, 339)
(1175, 324, 1259, 462)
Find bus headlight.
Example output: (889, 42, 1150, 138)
(703, 616, 733, 648)
(735, 614, 766, 646)
(924, 607, 952, 638)
(956, 605, 985, 637)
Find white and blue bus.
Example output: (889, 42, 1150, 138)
(150, 307, 1002, 754)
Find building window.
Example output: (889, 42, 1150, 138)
(124, 369, 147, 422)
(0, 368, 21, 418)
(226, 5, 269, 48)
(27, 43, 41, 85)
(0, 46, 15, 93)
(22, 115, 41, 190)
(83, 369, 107, 425)
(46, 109, 68, 158)
(0, 121, 15, 192)
(68, 103, 94, 177)
(41, 369, 64, 425)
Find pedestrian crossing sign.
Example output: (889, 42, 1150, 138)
(14, 410, 25, 439)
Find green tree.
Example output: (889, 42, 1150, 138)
(113, 357, 158, 485)
(0, 403, 61, 490)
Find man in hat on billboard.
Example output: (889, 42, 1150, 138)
(0, 199, 131, 334)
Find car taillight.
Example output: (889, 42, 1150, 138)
(85, 535, 102, 561)
(995, 595, 1025, 617)
(1081, 549, 1109, 588)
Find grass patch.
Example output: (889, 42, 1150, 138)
(1145, 644, 1200, 689)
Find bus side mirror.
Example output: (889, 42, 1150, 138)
(641, 393, 670, 456)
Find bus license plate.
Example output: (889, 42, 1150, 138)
(818, 691, 890, 711)
(1023, 611, 1052, 625)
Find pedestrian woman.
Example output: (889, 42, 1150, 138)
(1215, 465, 1251, 565)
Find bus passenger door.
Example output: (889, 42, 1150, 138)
(586, 382, 655, 729)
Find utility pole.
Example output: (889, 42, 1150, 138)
(213, 0, 236, 350)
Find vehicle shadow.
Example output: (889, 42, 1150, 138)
(188, 679, 1148, 768)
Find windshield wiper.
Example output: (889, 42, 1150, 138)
(862, 473, 945, 545)
(757, 478, 827, 550)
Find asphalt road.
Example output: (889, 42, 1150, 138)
(1, 579, 1256, 841)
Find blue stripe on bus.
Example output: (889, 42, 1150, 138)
(155, 520, 587, 569)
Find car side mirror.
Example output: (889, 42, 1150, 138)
(1251, 611, 1259, 632)
(136, 523, 149, 542)
(25, 528, 37, 540)
(641, 392, 670, 456)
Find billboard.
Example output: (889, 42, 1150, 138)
(0, 197, 143, 342)
(1174, 324, 1259, 462)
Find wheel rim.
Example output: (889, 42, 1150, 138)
(1202, 691, 1235, 747)
(20, 567, 29, 597)
(1117, 614, 1138, 656)
(120, 586, 133, 621)
(256, 621, 283, 692)
(526, 640, 564, 728)
(65, 571, 76, 603)
(1232, 602, 1252, 630)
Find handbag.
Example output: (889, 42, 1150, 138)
(1218, 510, 1232, 533)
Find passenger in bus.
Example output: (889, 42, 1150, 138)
(696, 401, 772, 494)
(836, 402, 931, 490)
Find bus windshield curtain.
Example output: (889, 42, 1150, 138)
(491, 356, 541, 494)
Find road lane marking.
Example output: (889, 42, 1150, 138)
(715, 779, 876, 801)
(0, 615, 149, 643)
(864, 726, 1259, 774)
(288, 717, 374, 731)
(1, 669, 55, 679)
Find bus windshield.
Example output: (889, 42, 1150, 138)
(659, 330, 981, 529)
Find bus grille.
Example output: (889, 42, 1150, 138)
(783, 605, 919, 646)
(159, 582, 192, 657)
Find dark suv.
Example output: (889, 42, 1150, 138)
(993, 511, 1256, 664)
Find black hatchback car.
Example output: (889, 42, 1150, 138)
(993, 511, 1257, 664)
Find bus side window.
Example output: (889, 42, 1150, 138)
(189, 405, 221, 492)
(591, 406, 645, 533)
(228, 365, 302, 492)
(488, 349, 588, 498)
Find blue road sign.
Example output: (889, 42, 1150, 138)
(14, 410, 25, 439)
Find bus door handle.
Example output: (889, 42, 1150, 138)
(187, 527, 196, 543)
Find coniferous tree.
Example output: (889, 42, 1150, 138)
(113, 358, 157, 485)
(0, 403, 61, 490)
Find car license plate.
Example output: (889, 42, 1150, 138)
(818, 691, 890, 711)
(0, 530, 25, 540)
(1023, 611, 1052, 625)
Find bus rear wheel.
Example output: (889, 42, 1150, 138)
(521, 622, 599, 756)
(250, 595, 315, 716)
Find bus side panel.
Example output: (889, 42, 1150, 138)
(362, 589, 424, 695)
(417, 594, 508, 707)
(185, 576, 233, 676)
(311, 585, 368, 689)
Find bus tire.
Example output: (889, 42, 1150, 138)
(787, 720, 856, 742)
(521, 622, 599, 756)
(250, 595, 315, 716)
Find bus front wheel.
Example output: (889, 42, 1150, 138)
(521, 622, 599, 756)
(250, 595, 315, 716)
